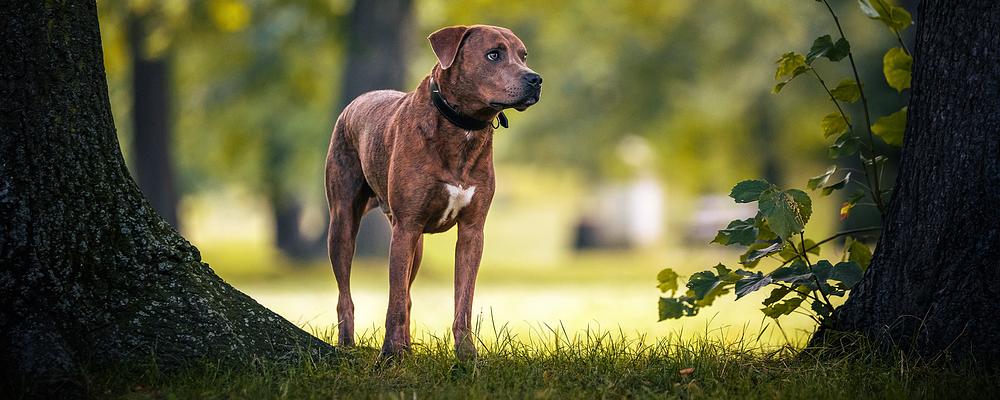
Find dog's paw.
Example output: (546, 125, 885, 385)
(379, 341, 411, 362)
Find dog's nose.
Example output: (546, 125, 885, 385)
(523, 73, 542, 88)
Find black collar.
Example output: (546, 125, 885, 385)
(429, 78, 507, 131)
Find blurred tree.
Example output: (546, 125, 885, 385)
(0, 1, 330, 392)
(168, 0, 342, 260)
(336, 0, 413, 258)
(816, 0, 1000, 363)
(127, 7, 179, 228)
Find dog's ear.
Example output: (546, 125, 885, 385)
(428, 25, 471, 70)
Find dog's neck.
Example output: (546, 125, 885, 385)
(426, 70, 506, 130)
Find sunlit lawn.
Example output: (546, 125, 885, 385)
(199, 237, 817, 350)
(184, 167, 819, 351)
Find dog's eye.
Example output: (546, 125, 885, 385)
(485, 51, 501, 61)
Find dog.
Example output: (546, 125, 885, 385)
(325, 25, 541, 359)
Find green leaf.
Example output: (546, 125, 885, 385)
(657, 268, 680, 294)
(741, 240, 784, 266)
(687, 271, 722, 300)
(771, 261, 813, 286)
(887, 6, 912, 30)
(847, 239, 873, 270)
(829, 132, 861, 158)
(659, 297, 696, 320)
(812, 260, 834, 281)
(761, 295, 805, 319)
(787, 189, 813, 226)
(830, 261, 865, 289)
(872, 106, 907, 146)
(806, 35, 834, 63)
(730, 180, 773, 203)
(830, 79, 861, 103)
(762, 286, 791, 307)
(883, 47, 912, 92)
(821, 112, 849, 138)
(711, 218, 758, 246)
(811, 299, 833, 318)
(857, 0, 881, 18)
(735, 271, 773, 299)
(774, 52, 808, 80)
(809, 260, 839, 294)
(772, 81, 789, 94)
(881, 3, 913, 31)
(821, 172, 851, 196)
(808, 166, 837, 190)
(759, 189, 812, 240)
(714, 263, 742, 283)
(807, 35, 850, 63)
(755, 218, 779, 242)
(860, 0, 913, 31)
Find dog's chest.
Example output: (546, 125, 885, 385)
(417, 130, 493, 232)
(438, 183, 475, 225)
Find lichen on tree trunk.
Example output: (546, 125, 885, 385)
(0, 0, 333, 389)
(814, 0, 1000, 364)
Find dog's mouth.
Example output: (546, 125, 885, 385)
(490, 90, 541, 112)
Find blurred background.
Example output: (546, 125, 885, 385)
(97, 0, 909, 346)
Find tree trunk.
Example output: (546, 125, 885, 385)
(815, 0, 1000, 364)
(336, 0, 413, 257)
(127, 12, 180, 229)
(0, 1, 332, 393)
(264, 131, 325, 260)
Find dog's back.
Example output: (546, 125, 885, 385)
(326, 89, 407, 207)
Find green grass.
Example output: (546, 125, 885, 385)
(87, 326, 996, 399)
(197, 241, 820, 349)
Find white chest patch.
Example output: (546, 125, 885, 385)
(440, 184, 476, 225)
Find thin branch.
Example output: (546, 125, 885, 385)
(770, 226, 882, 272)
(798, 232, 837, 319)
(820, 0, 887, 216)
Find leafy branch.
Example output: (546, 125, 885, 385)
(657, 0, 911, 327)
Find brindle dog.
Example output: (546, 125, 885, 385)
(325, 25, 541, 359)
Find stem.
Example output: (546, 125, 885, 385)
(820, 0, 887, 216)
(891, 29, 911, 56)
(809, 67, 882, 202)
(797, 233, 837, 317)
(771, 227, 882, 271)
(810, 68, 856, 134)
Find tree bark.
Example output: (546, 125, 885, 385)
(127, 12, 180, 229)
(336, 0, 413, 257)
(815, 0, 1000, 364)
(0, 1, 332, 393)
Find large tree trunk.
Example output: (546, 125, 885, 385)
(0, 1, 332, 392)
(127, 12, 180, 229)
(815, 0, 1000, 363)
(337, 0, 412, 257)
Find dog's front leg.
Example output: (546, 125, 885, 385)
(382, 225, 420, 358)
(453, 223, 484, 361)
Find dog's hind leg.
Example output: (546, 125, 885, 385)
(325, 121, 371, 348)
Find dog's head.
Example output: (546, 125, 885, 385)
(429, 25, 541, 113)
